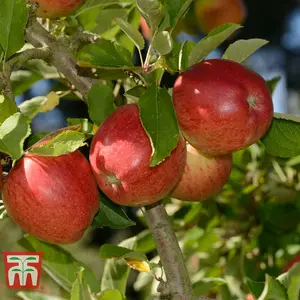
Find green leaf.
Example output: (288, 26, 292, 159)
(77, 40, 134, 69)
(0, 112, 31, 160)
(100, 244, 148, 261)
(138, 83, 180, 167)
(266, 77, 281, 95)
(18, 97, 46, 119)
(179, 40, 196, 71)
(92, 193, 136, 229)
(88, 84, 115, 125)
(153, 31, 173, 55)
(165, 40, 195, 72)
(193, 277, 227, 296)
(70, 267, 95, 300)
(11, 70, 42, 96)
(115, 7, 141, 54)
(165, 41, 182, 71)
(278, 262, 300, 300)
(0, 0, 28, 59)
(259, 202, 300, 234)
(222, 39, 269, 63)
(76, 0, 132, 15)
(27, 132, 48, 148)
(124, 86, 146, 103)
(135, 230, 156, 254)
(97, 289, 123, 300)
(92, 69, 129, 81)
(115, 18, 145, 50)
(164, 0, 193, 29)
(39, 92, 60, 113)
(0, 94, 18, 125)
(188, 23, 242, 68)
(247, 277, 266, 298)
(78, 7, 127, 36)
(101, 237, 136, 295)
(18, 235, 99, 293)
(67, 118, 94, 135)
(17, 291, 66, 300)
(27, 130, 86, 156)
(136, 0, 164, 32)
(261, 114, 300, 158)
(258, 275, 288, 300)
(18, 92, 60, 120)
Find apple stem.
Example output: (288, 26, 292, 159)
(145, 201, 215, 300)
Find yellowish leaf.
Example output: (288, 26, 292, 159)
(125, 259, 151, 272)
(93, 124, 99, 135)
(39, 91, 60, 112)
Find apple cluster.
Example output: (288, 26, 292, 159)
(89, 59, 273, 208)
(171, 59, 273, 202)
(0, 59, 273, 245)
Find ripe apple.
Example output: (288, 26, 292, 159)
(171, 144, 232, 201)
(89, 104, 187, 206)
(28, 0, 83, 19)
(173, 59, 273, 155)
(195, 0, 247, 34)
(2, 150, 99, 244)
(140, 17, 151, 40)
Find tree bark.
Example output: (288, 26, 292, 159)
(145, 201, 194, 299)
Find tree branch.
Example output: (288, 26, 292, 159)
(145, 202, 192, 299)
(7, 48, 51, 71)
(25, 19, 93, 101)
(145, 202, 215, 300)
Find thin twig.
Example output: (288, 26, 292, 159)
(7, 48, 51, 71)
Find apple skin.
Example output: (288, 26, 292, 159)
(171, 144, 232, 201)
(28, 0, 83, 19)
(195, 0, 247, 34)
(173, 59, 273, 155)
(89, 104, 187, 207)
(140, 17, 151, 40)
(2, 150, 99, 244)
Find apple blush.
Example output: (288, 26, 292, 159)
(173, 59, 273, 155)
(89, 104, 187, 206)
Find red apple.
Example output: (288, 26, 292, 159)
(173, 59, 273, 155)
(89, 104, 187, 206)
(171, 144, 232, 201)
(140, 17, 151, 40)
(282, 254, 300, 273)
(195, 0, 247, 34)
(28, 0, 83, 19)
(2, 150, 99, 244)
